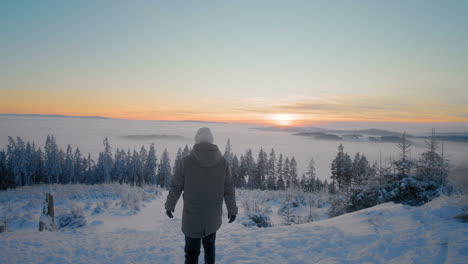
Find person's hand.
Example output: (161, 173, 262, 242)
(166, 210, 174, 219)
(228, 214, 236, 223)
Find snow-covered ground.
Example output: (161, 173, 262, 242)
(1, 185, 466, 264)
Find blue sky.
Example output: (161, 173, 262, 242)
(1, 0, 467, 124)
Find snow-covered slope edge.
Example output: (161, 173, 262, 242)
(1, 191, 466, 264)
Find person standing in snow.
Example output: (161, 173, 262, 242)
(165, 127, 238, 264)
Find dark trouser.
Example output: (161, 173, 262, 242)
(185, 232, 216, 264)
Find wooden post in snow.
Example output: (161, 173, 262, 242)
(39, 193, 56, 231)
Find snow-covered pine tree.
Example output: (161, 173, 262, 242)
(231, 154, 241, 187)
(244, 149, 256, 189)
(128, 150, 141, 185)
(73, 147, 84, 184)
(182, 145, 191, 158)
(63, 144, 74, 184)
(158, 149, 172, 188)
(145, 143, 157, 184)
(34, 146, 45, 184)
(172, 147, 183, 181)
(0, 150, 8, 189)
(331, 144, 352, 191)
(289, 157, 299, 188)
(416, 129, 448, 185)
(112, 148, 127, 183)
(254, 148, 267, 189)
(58, 149, 66, 183)
(223, 139, 233, 165)
(392, 131, 414, 178)
(44, 135, 61, 184)
(276, 154, 285, 190)
(125, 149, 132, 184)
(24, 141, 33, 186)
(16, 137, 27, 186)
(283, 157, 291, 189)
(265, 149, 277, 190)
(300, 173, 307, 190)
(103, 138, 113, 183)
(84, 153, 95, 184)
(305, 158, 316, 191)
(351, 152, 373, 187)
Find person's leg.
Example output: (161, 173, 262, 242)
(185, 236, 201, 264)
(202, 232, 216, 264)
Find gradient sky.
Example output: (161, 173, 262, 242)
(1, 0, 468, 125)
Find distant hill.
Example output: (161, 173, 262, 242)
(252, 126, 405, 137)
(293, 132, 342, 141)
(122, 134, 185, 140)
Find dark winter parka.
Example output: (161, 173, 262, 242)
(165, 143, 238, 238)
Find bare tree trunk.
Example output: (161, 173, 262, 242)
(39, 193, 55, 231)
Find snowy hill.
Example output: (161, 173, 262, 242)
(0, 185, 467, 264)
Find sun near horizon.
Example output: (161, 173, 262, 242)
(1, 1, 468, 126)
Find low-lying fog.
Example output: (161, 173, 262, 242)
(1, 116, 467, 181)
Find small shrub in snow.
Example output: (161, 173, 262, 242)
(242, 198, 272, 228)
(242, 212, 272, 228)
(278, 195, 301, 225)
(57, 204, 87, 230)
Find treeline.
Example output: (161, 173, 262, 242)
(222, 139, 330, 192)
(0, 136, 330, 193)
(0, 136, 171, 189)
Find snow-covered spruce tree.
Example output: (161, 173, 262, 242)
(84, 153, 95, 184)
(63, 144, 74, 184)
(299, 173, 306, 190)
(254, 148, 267, 189)
(172, 147, 183, 182)
(304, 158, 317, 192)
(238, 154, 247, 188)
(289, 157, 299, 188)
(30, 144, 44, 184)
(145, 143, 158, 184)
(7, 137, 26, 186)
(0, 150, 9, 189)
(351, 153, 375, 187)
(158, 148, 171, 188)
(392, 131, 414, 179)
(223, 139, 233, 165)
(244, 149, 256, 189)
(276, 153, 285, 190)
(96, 137, 113, 183)
(416, 129, 449, 185)
(331, 144, 352, 191)
(231, 155, 241, 188)
(44, 135, 61, 184)
(265, 149, 277, 190)
(283, 157, 291, 189)
(182, 145, 191, 158)
(73, 147, 84, 184)
(58, 149, 66, 183)
(129, 150, 142, 186)
(16, 137, 27, 186)
(112, 148, 127, 184)
(24, 142, 33, 186)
